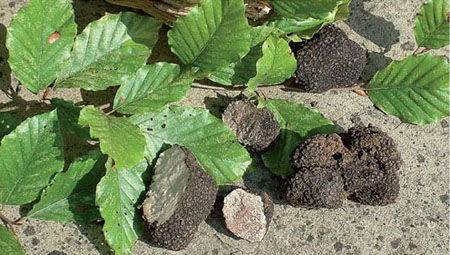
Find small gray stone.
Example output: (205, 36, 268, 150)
(222, 188, 273, 242)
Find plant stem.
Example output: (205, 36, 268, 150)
(191, 82, 368, 93)
(0, 211, 20, 241)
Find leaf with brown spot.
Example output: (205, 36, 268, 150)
(47, 31, 61, 44)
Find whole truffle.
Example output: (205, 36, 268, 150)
(285, 167, 346, 209)
(142, 146, 218, 251)
(290, 25, 367, 93)
(222, 188, 274, 242)
(345, 124, 401, 205)
(223, 99, 281, 152)
(341, 154, 385, 193)
(291, 134, 349, 169)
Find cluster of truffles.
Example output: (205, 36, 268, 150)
(286, 124, 401, 208)
(290, 25, 367, 93)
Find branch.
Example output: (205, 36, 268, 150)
(0, 212, 20, 243)
(191, 81, 368, 93)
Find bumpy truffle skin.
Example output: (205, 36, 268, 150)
(290, 25, 367, 93)
(345, 124, 401, 205)
(285, 167, 346, 209)
(341, 154, 385, 193)
(146, 147, 218, 251)
(291, 134, 348, 169)
(223, 99, 281, 152)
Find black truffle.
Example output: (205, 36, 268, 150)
(142, 146, 218, 251)
(223, 99, 281, 152)
(285, 166, 346, 209)
(291, 133, 349, 169)
(290, 25, 367, 93)
(287, 123, 401, 208)
(345, 124, 401, 205)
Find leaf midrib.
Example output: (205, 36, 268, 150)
(4, 117, 61, 204)
(187, 2, 232, 66)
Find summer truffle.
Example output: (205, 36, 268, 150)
(223, 99, 281, 152)
(290, 25, 367, 93)
(222, 188, 274, 242)
(345, 124, 401, 205)
(141, 146, 218, 251)
(291, 133, 349, 169)
(287, 123, 401, 208)
(285, 166, 346, 209)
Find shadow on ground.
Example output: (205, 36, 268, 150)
(0, 23, 11, 97)
(72, 0, 139, 33)
(346, 0, 400, 52)
(346, 0, 398, 80)
(77, 223, 113, 255)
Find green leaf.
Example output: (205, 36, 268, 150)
(259, 99, 337, 177)
(268, 0, 342, 20)
(267, 16, 324, 36)
(415, 0, 449, 49)
(0, 110, 64, 205)
(131, 106, 252, 184)
(27, 150, 106, 223)
(335, 0, 352, 21)
(168, 0, 251, 74)
(96, 159, 148, 255)
(0, 225, 25, 255)
(119, 12, 162, 49)
(0, 114, 20, 141)
(51, 99, 90, 140)
(113, 63, 194, 114)
(266, 0, 348, 39)
(367, 54, 449, 125)
(208, 26, 274, 85)
(247, 35, 297, 91)
(79, 106, 146, 170)
(55, 13, 151, 91)
(6, 0, 77, 94)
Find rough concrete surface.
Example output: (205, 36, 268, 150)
(0, 0, 449, 254)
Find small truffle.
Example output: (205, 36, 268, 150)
(223, 99, 280, 152)
(345, 124, 402, 205)
(291, 134, 348, 169)
(222, 188, 274, 242)
(142, 146, 218, 251)
(285, 167, 346, 209)
(290, 25, 367, 93)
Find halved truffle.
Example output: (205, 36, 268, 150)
(141, 145, 218, 251)
(222, 188, 274, 242)
(223, 99, 281, 152)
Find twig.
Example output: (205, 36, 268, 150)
(412, 47, 421, 55)
(97, 103, 111, 111)
(191, 83, 244, 91)
(105, 109, 116, 116)
(0, 212, 20, 241)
